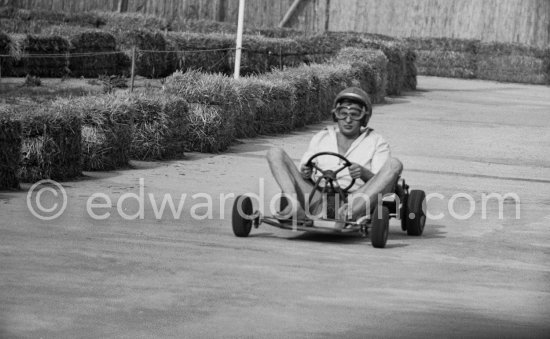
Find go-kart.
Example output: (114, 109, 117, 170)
(232, 152, 426, 248)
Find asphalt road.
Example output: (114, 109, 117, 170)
(1, 76, 549, 338)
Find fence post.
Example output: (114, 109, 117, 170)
(234, 0, 245, 79)
(130, 46, 136, 92)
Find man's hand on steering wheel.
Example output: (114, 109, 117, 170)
(300, 164, 312, 180)
(349, 163, 374, 182)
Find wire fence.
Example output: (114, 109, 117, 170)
(0, 46, 335, 89)
(0, 47, 333, 58)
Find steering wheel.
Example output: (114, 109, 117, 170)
(305, 152, 356, 204)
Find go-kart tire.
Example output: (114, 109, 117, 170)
(280, 195, 288, 212)
(400, 193, 408, 231)
(371, 205, 389, 248)
(406, 190, 426, 236)
(232, 195, 253, 237)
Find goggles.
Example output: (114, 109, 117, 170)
(334, 105, 366, 121)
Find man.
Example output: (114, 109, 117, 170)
(266, 87, 403, 224)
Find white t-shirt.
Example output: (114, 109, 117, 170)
(299, 126, 390, 192)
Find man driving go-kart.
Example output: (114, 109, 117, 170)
(233, 86, 426, 248)
(267, 87, 402, 223)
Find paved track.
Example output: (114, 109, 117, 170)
(1, 76, 549, 338)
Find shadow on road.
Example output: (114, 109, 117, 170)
(290, 232, 367, 244)
(0, 193, 14, 201)
(389, 224, 447, 240)
(248, 224, 446, 245)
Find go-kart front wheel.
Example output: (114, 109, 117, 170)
(371, 205, 389, 248)
(232, 195, 253, 237)
(406, 190, 426, 236)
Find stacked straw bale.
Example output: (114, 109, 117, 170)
(238, 35, 304, 75)
(256, 27, 306, 39)
(164, 32, 233, 75)
(403, 49, 418, 90)
(186, 103, 235, 153)
(307, 63, 362, 118)
(0, 109, 22, 190)
(123, 93, 190, 159)
(99, 11, 169, 33)
(8, 34, 70, 77)
(354, 38, 405, 96)
(0, 31, 12, 75)
(116, 29, 167, 78)
(237, 76, 296, 135)
(171, 19, 241, 35)
(18, 106, 82, 182)
(476, 42, 550, 84)
(0, 7, 104, 34)
(294, 34, 338, 64)
(0, 7, 104, 27)
(332, 47, 388, 104)
(262, 66, 321, 127)
(163, 70, 252, 139)
(51, 96, 133, 171)
(68, 30, 121, 77)
(163, 71, 235, 152)
(322, 32, 407, 95)
(406, 38, 479, 79)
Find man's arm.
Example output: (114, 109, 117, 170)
(349, 163, 375, 182)
(370, 137, 391, 174)
(299, 130, 326, 179)
(349, 135, 390, 182)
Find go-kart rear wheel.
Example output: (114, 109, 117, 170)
(406, 190, 426, 236)
(232, 195, 253, 237)
(400, 194, 408, 231)
(371, 205, 389, 248)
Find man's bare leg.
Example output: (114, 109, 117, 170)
(266, 148, 321, 218)
(345, 157, 403, 219)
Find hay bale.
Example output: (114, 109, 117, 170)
(2, 7, 104, 27)
(0, 6, 18, 19)
(17, 106, 81, 182)
(261, 66, 321, 127)
(235, 76, 296, 135)
(294, 34, 339, 64)
(307, 63, 363, 120)
(332, 47, 388, 103)
(476, 42, 550, 84)
(116, 29, 167, 78)
(403, 48, 417, 90)
(7, 33, 70, 77)
(354, 38, 405, 96)
(122, 92, 190, 160)
(164, 32, 233, 74)
(185, 103, 235, 153)
(0, 31, 13, 76)
(171, 19, 238, 34)
(164, 70, 252, 138)
(314, 32, 407, 95)
(51, 96, 133, 171)
(256, 27, 306, 39)
(236, 35, 304, 75)
(67, 30, 122, 77)
(406, 37, 479, 79)
(0, 109, 22, 190)
(99, 11, 169, 33)
(0, 7, 104, 34)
